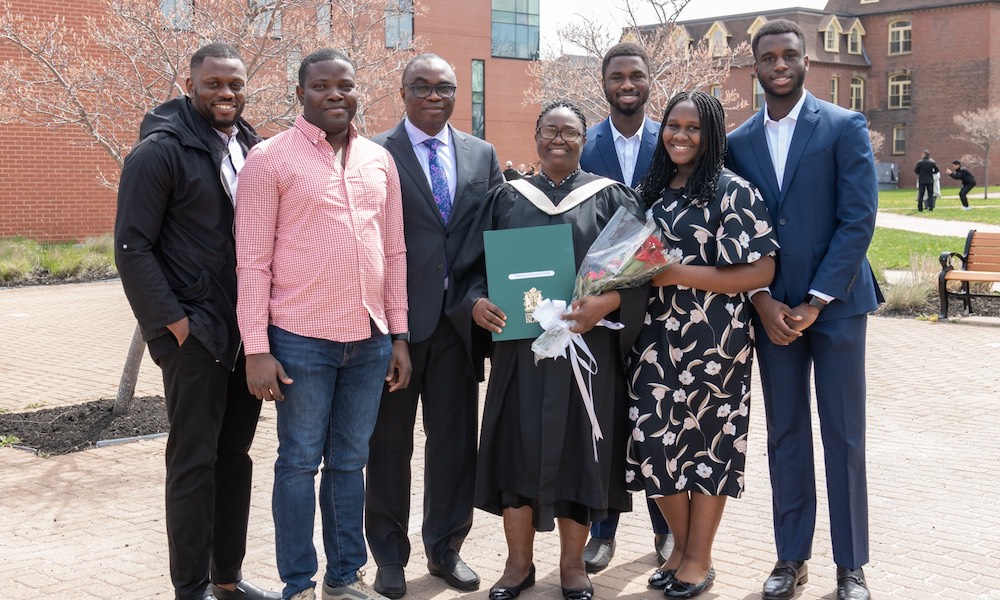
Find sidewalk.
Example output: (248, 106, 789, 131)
(875, 211, 1000, 237)
(2, 280, 1000, 600)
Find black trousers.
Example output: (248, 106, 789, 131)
(917, 182, 935, 210)
(365, 315, 479, 567)
(959, 183, 974, 207)
(155, 336, 263, 600)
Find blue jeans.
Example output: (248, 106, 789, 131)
(269, 326, 392, 597)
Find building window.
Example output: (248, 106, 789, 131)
(491, 0, 539, 60)
(752, 76, 764, 111)
(472, 60, 485, 139)
(824, 27, 839, 52)
(709, 84, 721, 99)
(250, 0, 281, 38)
(850, 77, 864, 111)
(385, 0, 414, 49)
(160, 0, 193, 30)
(888, 20, 911, 55)
(892, 125, 905, 155)
(830, 76, 839, 104)
(848, 27, 862, 54)
(888, 73, 911, 109)
(710, 29, 727, 56)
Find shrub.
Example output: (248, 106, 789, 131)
(880, 254, 936, 312)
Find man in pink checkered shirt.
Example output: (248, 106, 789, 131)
(235, 48, 410, 600)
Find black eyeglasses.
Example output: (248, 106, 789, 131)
(405, 84, 457, 99)
(536, 126, 583, 142)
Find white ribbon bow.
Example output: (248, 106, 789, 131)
(530, 299, 623, 461)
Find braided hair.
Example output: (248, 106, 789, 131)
(639, 91, 726, 209)
(536, 99, 588, 132)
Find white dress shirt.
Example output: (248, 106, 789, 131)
(760, 91, 833, 303)
(609, 119, 643, 187)
(763, 92, 807, 192)
(404, 117, 457, 202)
(218, 128, 245, 205)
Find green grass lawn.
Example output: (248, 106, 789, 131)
(868, 228, 965, 271)
(877, 185, 1000, 224)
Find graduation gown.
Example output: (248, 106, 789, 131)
(449, 171, 647, 531)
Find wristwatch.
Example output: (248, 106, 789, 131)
(804, 294, 829, 310)
(391, 332, 410, 342)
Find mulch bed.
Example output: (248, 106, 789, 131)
(0, 396, 169, 455)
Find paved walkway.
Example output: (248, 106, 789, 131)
(2, 277, 1000, 599)
(875, 211, 1000, 237)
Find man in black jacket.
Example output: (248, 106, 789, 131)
(947, 160, 977, 210)
(115, 43, 278, 600)
(914, 149, 939, 211)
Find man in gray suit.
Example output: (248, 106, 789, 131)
(365, 53, 503, 599)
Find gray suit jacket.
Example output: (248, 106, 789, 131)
(371, 121, 503, 377)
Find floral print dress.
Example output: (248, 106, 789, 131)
(625, 169, 778, 498)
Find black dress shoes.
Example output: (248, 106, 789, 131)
(488, 564, 536, 600)
(428, 550, 480, 591)
(836, 566, 871, 600)
(761, 560, 808, 600)
(647, 568, 676, 589)
(582, 537, 615, 573)
(374, 565, 407, 599)
(663, 567, 714, 598)
(211, 580, 281, 600)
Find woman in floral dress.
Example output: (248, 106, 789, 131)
(625, 91, 779, 598)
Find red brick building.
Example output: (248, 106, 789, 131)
(676, 0, 1000, 188)
(0, 0, 540, 241)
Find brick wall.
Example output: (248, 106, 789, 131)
(1, 0, 119, 241)
(1, 0, 541, 241)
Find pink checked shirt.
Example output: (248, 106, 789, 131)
(235, 116, 407, 355)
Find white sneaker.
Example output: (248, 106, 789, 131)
(290, 588, 317, 600)
(322, 577, 387, 600)
(963, 206, 972, 210)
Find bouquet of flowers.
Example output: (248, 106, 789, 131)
(529, 206, 677, 460)
(572, 206, 676, 300)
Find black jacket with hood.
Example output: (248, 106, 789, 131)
(115, 96, 261, 370)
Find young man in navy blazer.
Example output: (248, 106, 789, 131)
(578, 42, 672, 573)
(726, 19, 880, 600)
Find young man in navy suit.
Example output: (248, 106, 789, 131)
(578, 42, 672, 573)
(365, 53, 503, 599)
(726, 20, 880, 600)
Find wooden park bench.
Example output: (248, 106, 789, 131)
(938, 230, 1000, 318)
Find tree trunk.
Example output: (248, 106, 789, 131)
(112, 324, 146, 416)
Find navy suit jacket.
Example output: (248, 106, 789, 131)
(580, 116, 659, 187)
(726, 92, 882, 321)
(371, 121, 502, 376)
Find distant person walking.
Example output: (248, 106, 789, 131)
(914, 149, 939, 212)
(946, 160, 977, 210)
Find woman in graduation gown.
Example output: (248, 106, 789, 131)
(448, 100, 647, 600)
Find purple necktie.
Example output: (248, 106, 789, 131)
(423, 138, 452, 223)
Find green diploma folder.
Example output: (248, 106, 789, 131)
(483, 223, 576, 341)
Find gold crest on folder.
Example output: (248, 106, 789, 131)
(523, 287, 543, 323)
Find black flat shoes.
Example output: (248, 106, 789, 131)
(488, 564, 536, 600)
(663, 567, 715, 598)
(648, 568, 676, 589)
(561, 586, 594, 600)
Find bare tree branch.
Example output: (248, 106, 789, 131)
(525, 0, 749, 127)
(953, 105, 1000, 199)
